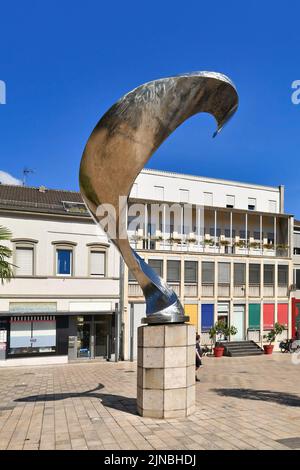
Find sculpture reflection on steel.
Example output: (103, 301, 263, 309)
(79, 71, 238, 324)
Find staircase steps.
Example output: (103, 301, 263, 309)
(221, 340, 263, 357)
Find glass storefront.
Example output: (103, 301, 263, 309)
(8, 315, 56, 356)
(76, 315, 115, 359)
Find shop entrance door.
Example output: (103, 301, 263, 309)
(77, 321, 91, 358)
(95, 317, 112, 358)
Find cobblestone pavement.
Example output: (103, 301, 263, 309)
(0, 353, 300, 450)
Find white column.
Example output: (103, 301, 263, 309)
(274, 261, 278, 323)
(181, 205, 184, 250)
(214, 210, 217, 249)
(197, 205, 201, 250)
(245, 213, 248, 253)
(144, 203, 148, 249)
(230, 211, 233, 252)
(163, 204, 166, 250)
(274, 216, 277, 250)
(260, 214, 263, 252)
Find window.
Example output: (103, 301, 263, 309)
(294, 232, 300, 254)
(15, 247, 34, 276)
(295, 269, 300, 290)
(249, 264, 260, 284)
(90, 251, 105, 277)
(9, 316, 56, 356)
(269, 200, 277, 213)
(148, 259, 163, 278)
(167, 260, 181, 282)
(226, 195, 235, 208)
(128, 269, 136, 282)
(234, 263, 246, 285)
(218, 263, 230, 284)
(179, 189, 189, 203)
(248, 198, 256, 210)
(239, 230, 250, 239)
(278, 265, 288, 286)
(209, 227, 221, 237)
(267, 232, 274, 244)
(185, 261, 198, 283)
(253, 231, 261, 240)
(264, 264, 274, 285)
(56, 249, 73, 276)
(202, 262, 214, 284)
(204, 192, 213, 206)
(225, 228, 236, 238)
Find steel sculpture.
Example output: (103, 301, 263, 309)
(79, 72, 238, 324)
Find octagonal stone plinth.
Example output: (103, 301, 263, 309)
(137, 323, 196, 419)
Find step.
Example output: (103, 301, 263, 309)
(228, 351, 264, 357)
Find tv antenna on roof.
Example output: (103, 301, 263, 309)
(22, 167, 34, 186)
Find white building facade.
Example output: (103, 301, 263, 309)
(0, 185, 120, 366)
(0, 169, 294, 365)
(124, 169, 293, 359)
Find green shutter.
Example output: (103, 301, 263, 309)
(249, 304, 260, 330)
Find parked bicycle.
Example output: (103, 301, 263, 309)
(279, 339, 300, 353)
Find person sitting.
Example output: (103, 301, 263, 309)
(195, 334, 202, 382)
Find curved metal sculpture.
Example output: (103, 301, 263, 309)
(79, 71, 238, 324)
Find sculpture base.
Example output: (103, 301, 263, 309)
(137, 323, 196, 419)
(142, 314, 189, 325)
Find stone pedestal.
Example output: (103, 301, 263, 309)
(137, 323, 196, 419)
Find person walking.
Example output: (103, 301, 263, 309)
(195, 333, 202, 382)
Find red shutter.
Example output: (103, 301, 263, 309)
(278, 304, 288, 326)
(263, 304, 274, 329)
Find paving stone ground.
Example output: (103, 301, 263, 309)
(0, 353, 300, 450)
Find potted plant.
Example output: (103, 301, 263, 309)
(209, 320, 238, 357)
(249, 241, 261, 249)
(263, 322, 285, 354)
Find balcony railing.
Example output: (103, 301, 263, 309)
(129, 236, 288, 257)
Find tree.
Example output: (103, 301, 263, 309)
(0, 225, 13, 283)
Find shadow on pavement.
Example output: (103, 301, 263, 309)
(14, 383, 138, 415)
(213, 388, 300, 407)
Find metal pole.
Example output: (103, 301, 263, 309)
(115, 302, 119, 362)
(130, 302, 134, 362)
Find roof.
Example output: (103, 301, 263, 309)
(0, 184, 90, 217)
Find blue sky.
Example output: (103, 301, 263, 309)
(0, 1, 300, 215)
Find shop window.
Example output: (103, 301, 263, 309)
(8, 316, 56, 356)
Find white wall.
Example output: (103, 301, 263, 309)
(131, 169, 281, 213)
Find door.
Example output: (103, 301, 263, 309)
(232, 305, 245, 341)
(77, 321, 91, 357)
(95, 318, 111, 358)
